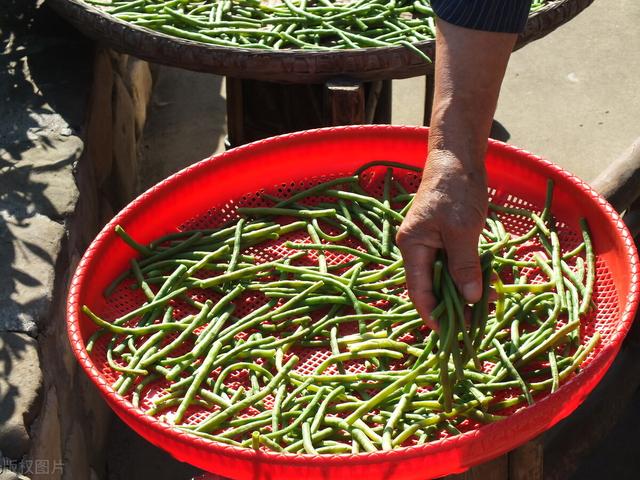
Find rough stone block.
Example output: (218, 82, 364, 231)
(54, 265, 78, 382)
(126, 59, 153, 139)
(62, 421, 89, 480)
(0, 466, 26, 480)
(99, 195, 115, 229)
(78, 373, 111, 455)
(0, 0, 87, 224)
(87, 49, 114, 187)
(0, 333, 42, 459)
(28, 387, 61, 480)
(109, 51, 129, 76)
(0, 134, 82, 222)
(112, 73, 137, 205)
(72, 144, 102, 251)
(0, 211, 64, 333)
(2, 2, 112, 480)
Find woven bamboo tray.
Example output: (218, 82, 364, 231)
(48, 0, 594, 83)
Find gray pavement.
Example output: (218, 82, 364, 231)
(496, 0, 640, 180)
(392, 0, 640, 182)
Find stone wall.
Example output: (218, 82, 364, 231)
(1, 2, 153, 478)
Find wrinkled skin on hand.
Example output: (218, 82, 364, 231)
(395, 17, 516, 329)
(396, 150, 487, 330)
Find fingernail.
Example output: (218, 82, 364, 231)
(463, 281, 482, 303)
(428, 316, 440, 332)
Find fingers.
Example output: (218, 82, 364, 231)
(397, 242, 439, 330)
(443, 232, 483, 304)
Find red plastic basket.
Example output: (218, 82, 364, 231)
(67, 125, 639, 480)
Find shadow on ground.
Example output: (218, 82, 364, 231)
(0, 0, 90, 434)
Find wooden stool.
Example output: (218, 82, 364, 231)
(225, 77, 392, 147)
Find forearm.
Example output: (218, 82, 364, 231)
(428, 18, 517, 173)
(398, 13, 523, 323)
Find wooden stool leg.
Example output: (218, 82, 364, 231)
(423, 74, 435, 126)
(364, 79, 392, 124)
(225, 77, 245, 147)
(365, 80, 384, 124)
(374, 79, 393, 124)
(509, 440, 543, 480)
(468, 455, 509, 480)
(445, 471, 473, 480)
(443, 455, 508, 480)
(324, 78, 365, 126)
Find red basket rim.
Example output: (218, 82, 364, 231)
(67, 125, 640, 469)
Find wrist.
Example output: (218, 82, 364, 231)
(428, 111, 492, 171)
(426, 143, 488, 182)
(419, 149, 488, 205)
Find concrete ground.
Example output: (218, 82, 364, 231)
(397, 0, 640, 182)
(110, 0, 640, 478)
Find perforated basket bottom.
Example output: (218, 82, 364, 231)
(88, 165, 616, 445)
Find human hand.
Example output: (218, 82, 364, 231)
(396, 149, 488, 330)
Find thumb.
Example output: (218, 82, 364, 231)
(444, 235, 482, 304)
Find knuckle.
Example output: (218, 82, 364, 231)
(396, 220, 441, 250)
(395, 227, 412, 248)
(450, 262, 480, 281)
